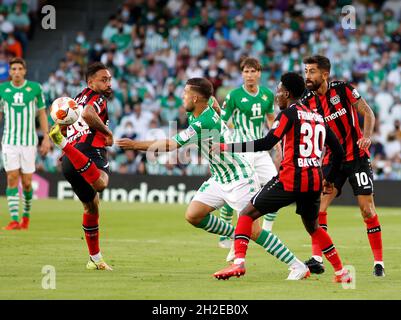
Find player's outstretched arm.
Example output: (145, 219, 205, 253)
(115, 138, 180, 152)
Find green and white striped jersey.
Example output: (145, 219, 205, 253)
(221, 85, 274, 143)
(0, 80, 46, 146)
(173, 105, 254, 184)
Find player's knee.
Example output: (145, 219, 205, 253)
(360, 204, 375, 219)
(93, 178, 107, 192)
(21, 181, 32, 191)
(184, 211, 199, 226)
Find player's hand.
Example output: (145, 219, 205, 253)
(210, 96, 220, 114)
(357, 137, 371, 150)
(104, 130, 114, 146)
(115, 138, 136, 150)
(59, 124, 68, 137)
(39, 135, 51, 156)
(322, 179, 334, 195)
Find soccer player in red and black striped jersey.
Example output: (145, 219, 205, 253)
(302, 55, 384, 277)
(214, 72, 352, 283)
(49, 62, 114, 271)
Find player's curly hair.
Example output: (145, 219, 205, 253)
(280, 72, 305, 99)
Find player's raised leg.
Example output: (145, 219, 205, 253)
(49, 124, 107, 190)
(186, 201, 235, 240)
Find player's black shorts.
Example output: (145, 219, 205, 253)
(322, 155, 374, 197)
(251, 177, 321, 221)
(61, 143, 110, 203)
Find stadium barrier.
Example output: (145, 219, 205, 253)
(0, 172, 400, 207)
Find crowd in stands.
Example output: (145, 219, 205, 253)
(2, 0, 401, 180)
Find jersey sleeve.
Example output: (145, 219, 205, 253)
(172, 124, 199, 147)
(344, 82, 361, 105)
(36, 84, 46, 110)
(226, 108, 294, 153)
(87, 94, 106, 115)
(220, 91, 235, 121)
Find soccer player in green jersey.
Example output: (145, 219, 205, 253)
(0, 58, 50, 230)
(216, 57, 279, 250)
(116, 78, 309, 279)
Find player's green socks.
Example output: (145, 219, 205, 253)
(263, 212, 277, 231)
(196, 214, 234, 238)
(22, 189, 33, 218)
(6, 187, 19, 222)
(219, 204, 234, 241)
(255, 229, 296, 265)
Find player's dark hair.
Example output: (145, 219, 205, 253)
(9, 57, 26, 69)
(280, 72, 305, 99)
(186, 78, 213, 100)
(240, 57, 261, 71)
(303, 55, 331, 72)
(86, 62, 108, 82)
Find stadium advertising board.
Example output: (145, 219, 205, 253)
(0, 172, 400, 207)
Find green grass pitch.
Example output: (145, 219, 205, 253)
(0, 198, 400, 300)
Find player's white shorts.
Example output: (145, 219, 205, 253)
(1, 144, 36, 174)
(242, 151, 277, 187)
(192, 174, 260, 214)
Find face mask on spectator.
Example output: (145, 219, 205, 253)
(147, 12, 155, 21)
(76, 35, 85, 44)
(94, 43, 102, 52)
(147, 28, 155, 36)
(171, 28, 179, 37)
(7, 37, 15, 45)
(209, 70, 217, 77)
(122, 9, 130, 20)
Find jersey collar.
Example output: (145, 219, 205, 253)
(242, 85, 259, 97)
(10, 80, 27, 89)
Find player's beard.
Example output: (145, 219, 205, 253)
(305, 79, 322, 91)
(102, 88, 113, 99)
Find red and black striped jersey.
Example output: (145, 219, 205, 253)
(269, 103, 326, 192)
(66, 87, 109, 148)
(302, 81, 369, 165)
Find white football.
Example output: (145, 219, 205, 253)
(50, 97, 80, 125)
